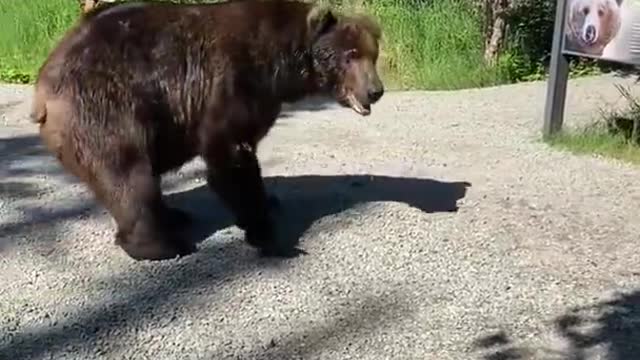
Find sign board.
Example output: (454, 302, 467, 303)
(543, 0, 640, 139)
(562, 0, 640, 65)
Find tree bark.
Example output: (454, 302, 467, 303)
(483, 0, 512, 65)
(82, 0, 96, 13)
(485, 16, 506, 64)
(80, 0, 115, 13)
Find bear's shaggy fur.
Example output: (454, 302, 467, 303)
(32, 0, 385, 260)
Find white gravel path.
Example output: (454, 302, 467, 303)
(1, 74, 639, 360)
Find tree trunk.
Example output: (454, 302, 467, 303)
(80, 0, 115, 13)
(483, 0, 512, 65)
(485, 16, 506, 64)
(82, 0, 96, 13)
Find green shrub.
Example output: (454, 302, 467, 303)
(502, 0, 555, 77)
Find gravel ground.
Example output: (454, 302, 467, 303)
(1, 74, 640, 360)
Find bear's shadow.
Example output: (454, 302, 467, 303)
(165, 174, 471, 256)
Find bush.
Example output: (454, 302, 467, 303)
(502, 0, 555, 77)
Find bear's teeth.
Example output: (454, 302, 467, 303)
(347, 94, 370, 116)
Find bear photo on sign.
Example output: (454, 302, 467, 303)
(564, 0, 624, 57)
(564, 0, 640, 64)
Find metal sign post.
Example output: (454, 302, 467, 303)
(543, 0, 570, 140)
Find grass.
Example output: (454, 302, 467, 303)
(546, 84, 640, 166)
(0, 0, 78, 84)
(337, 0, 509, 90)
(547, 128, 640, 166)
(0, 0, 513, 90)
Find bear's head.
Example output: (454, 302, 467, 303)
(307, 5, 384, 116)
(566, 0, 623, 55)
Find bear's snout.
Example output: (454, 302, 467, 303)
(584, 24, 598, 44)
(368, 87, 384, 104)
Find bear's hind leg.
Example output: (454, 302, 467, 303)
(90, 161, 196, 261)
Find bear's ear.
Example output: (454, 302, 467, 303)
(307, 5, 338, 41)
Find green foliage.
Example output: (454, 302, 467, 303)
(503, 0, 555, 74)
(0, 66, 32, 84)
(547, 125, 640, 166)
(0, 0, 78, 84)
(357, 0, 509, 90)
(494, 51, 546, 82)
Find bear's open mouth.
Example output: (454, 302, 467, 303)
(346, 93, 371, 116)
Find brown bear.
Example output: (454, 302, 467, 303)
(31, 0, 385, 261)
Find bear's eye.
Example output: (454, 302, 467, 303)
(598, 9, 604, 17)
(344, 49, 358, 64)
(582, 7, 589, 15)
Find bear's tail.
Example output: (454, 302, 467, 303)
(30, 84, 48, 125)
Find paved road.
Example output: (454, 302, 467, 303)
(1, 74, 640, 360)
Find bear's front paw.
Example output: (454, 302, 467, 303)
(244, 218, 275, 248)
(244, 219, 303, 258)
(236, 194, 281, 231)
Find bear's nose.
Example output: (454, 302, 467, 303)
(584, 25, 597, 43)
(368, 88, 384, 103)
